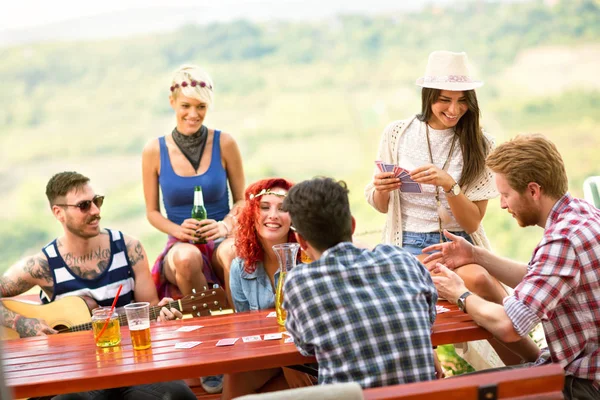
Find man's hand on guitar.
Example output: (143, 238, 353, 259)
(15, 316, 58, 337)
(156, 297, 182, 322)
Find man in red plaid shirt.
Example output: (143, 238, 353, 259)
(423, 134, 599, 400)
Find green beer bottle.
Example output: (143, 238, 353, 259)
(191, 186, 207, 244)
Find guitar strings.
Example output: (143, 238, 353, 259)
(53, 290, 224, 334)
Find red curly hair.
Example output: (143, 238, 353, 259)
(235, 178, 296, 273)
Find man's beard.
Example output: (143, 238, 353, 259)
(65, 215, 101, 239)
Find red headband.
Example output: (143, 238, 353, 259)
(170, 80, 213, 92)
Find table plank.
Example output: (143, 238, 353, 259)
(3, 302, 490, 398)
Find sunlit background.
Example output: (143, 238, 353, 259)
(1, 0, 599, 275)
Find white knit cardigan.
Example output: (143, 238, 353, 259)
(364, 116, 498, 250)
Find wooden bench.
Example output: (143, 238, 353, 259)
(363, 364, 564, 400)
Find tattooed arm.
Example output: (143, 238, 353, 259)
(0, 253, 58, 337)
(125, 235, 160, 306)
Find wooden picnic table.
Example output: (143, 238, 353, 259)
(2, 301, 490, 398)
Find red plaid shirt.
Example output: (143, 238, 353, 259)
(504, 194, 600, 386)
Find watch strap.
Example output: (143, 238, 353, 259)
(445, 182, 459, 195)
(457, 291, 472, 313)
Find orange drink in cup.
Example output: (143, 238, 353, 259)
(124, 302, 151, 350)
(300, 250, 312, 264)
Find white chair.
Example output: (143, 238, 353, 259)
(583, 176, 600, 208)
(234, 382, 363, 400)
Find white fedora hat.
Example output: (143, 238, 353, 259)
(416, 51, 483, 91)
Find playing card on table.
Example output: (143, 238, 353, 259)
(242, 335, 262, 343)
(436, 305, 451, 314)
(216, 338, 239, 347)
(176, 325, 204, 332)
(263, 333, 283, 341)
(175, 341, 202, 349)
(284, 337, 294, 344)
(266, 311, 277, 318)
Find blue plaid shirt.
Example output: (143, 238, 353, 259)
(284, 242, 437, 388)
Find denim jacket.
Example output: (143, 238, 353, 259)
(229, 257, 280, 312)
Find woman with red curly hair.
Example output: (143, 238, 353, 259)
(223, 178, 313, 399)
(229, 178, 296, 312)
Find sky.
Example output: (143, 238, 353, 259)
(1, 0, 451, 31)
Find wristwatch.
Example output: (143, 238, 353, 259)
(457, 291, 472, 313)
(446, 182, 461, 197)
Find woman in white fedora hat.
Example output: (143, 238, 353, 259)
(365, 51, 540, 367)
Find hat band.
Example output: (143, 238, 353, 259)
(422, 75, 473, 83)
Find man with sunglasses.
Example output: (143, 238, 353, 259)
(0, 171, 196, 400)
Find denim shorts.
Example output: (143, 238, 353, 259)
(402, 230, 473, 257)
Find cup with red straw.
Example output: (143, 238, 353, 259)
(95, 284, 123, 344)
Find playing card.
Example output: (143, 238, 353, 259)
(175, 341, 202, 349)
(436, 305, 451, 314)
(401, 182, 423, 193)
(176, 325, 204, 332)
(284, 337, 294, 343)
(266, 311, 277, 318)
(383, 163, 396, 173)
(263, 333, 283, 341)
(216, 338, 239, 347)
(242, 335, 262, 343)
(282, 331, 292, 337)
(374, 160, 384, 172)
(400, 174, 417, 183)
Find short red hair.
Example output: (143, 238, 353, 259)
(235, 178, 296, 273)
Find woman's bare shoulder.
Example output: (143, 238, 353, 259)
(218, 131, 240, 151)
(142, 137, 161, 156)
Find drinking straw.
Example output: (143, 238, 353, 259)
(95, 284, 123, 343)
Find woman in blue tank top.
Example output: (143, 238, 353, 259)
(142, 64, 245, 303)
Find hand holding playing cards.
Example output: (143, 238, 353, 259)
(422, 230, 475, 271)
(373, 172, 401, 193)
(410, 164, 454, 191)
(157, 297, 183, 322)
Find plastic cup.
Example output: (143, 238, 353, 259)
(92, 307, 121, 347)
(124, 302, 151, 350)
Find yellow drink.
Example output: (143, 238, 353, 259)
(91, 310, 121, 348)
(130, 323, 151, 350)
(275, 271, 287, 326)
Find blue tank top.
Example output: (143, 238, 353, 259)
(159, 130, 230, 225)
(39, 229, 135, 308)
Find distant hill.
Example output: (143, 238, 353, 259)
(0, 1, 440, 47)
(1, 0, 599, 272)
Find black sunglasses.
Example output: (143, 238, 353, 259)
(55, 195, 104, 212)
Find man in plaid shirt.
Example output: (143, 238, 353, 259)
(425, 134, 599, 400)
(282, 177, 438, 388)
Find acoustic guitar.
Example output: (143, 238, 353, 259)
(0, 286, 228, 340)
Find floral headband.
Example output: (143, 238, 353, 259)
(249, 188, 288, 200)
(170, 80, 213, 92)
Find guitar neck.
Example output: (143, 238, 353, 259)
(64, 300, 182, 333)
